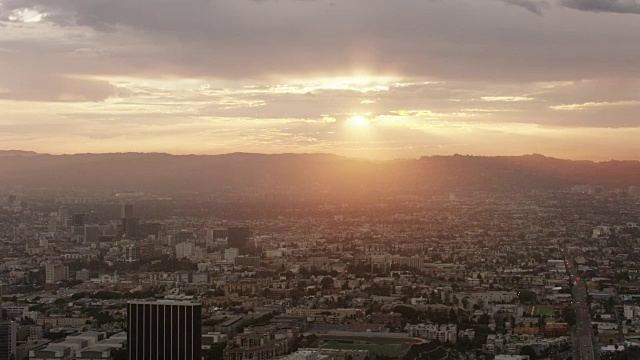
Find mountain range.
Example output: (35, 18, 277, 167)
(1, 151, 639, 194)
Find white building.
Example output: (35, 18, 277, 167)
(279, 350, 330, 360)
(405, 323, 458, 343)
(202, 332, 229, 350)
(224, 248, 239, 262)
(457, 291, 518, 304)
(176, 242, 195, 259)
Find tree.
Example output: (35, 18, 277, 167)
(112, 349, 127, 360)
(20, 317, 35, 325)
(393, 305, 417, 320)
(538, 315, 546, 329)
(477, 299, 485, 309)
(518, 290, 537, 304)
(563, 309, 576, 326)
(520, 345, 537, 360)
(462, 297, 470, 309)
(449, 308, 458, 322)
(320, 277, 334, 290)
(206, 342, 227, 360)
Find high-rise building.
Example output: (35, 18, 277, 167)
(138, 222, 161, 239)
(224, 248, 239, 262)
(125, 245, 139, 262)
(205, 228, 214, 241)
(121, 203, 134, 219)
(45, 262, 69, 284)
(0, 300, 18, 360)
(48, 218, 58, 233)
(228, 226, 251, 250)
(6, 195, 16, 206)
(84, 224, 100, 243)
(127, 300, 202, 360)
(176, 242, 195, 259)
(206, 228, 228, 241)
(72, 213, 85, 227)
(121, 204, 139, 239)
(0, 320, 17, 360)
(72, 226, 84, 237)
(58, 206, 69, 223)
(123, 217, 139, 239)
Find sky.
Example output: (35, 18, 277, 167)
(2, 0, 640, 160)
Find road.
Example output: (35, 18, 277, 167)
(566, 257, 599, 360)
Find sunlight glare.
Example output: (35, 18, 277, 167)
(350, 116, 370, 127)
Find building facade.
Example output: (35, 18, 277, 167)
(0, 320, 17, 360)
(127, 300, 202, 360)
(45, 263, 69, 284)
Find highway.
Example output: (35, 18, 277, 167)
(566, 257, 599, 360)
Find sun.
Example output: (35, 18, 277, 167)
(350, 116, 370, 126)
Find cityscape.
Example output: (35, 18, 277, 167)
(2, 156, 640, 360)
(3, 0, 640, 359)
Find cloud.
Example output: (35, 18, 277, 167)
(0, 72, 117, 102)
(481, 96, 535, 102)
(3, 0, 640, 161)
(0, 0, 637, 83)
(497, 0, 550, 15)
(550, 100, 640, 111)
(559, 0, 640, 14)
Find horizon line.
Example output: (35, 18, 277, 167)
(1, 149, 636, 164)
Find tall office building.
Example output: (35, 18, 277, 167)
(121, 203, 134, 219)
(138, 222, 161, 239)
(123, 217, 139, 239)
(0, 320, 17, 360)
(58, 206, 69, 223)
(208, 228, 229, 241)
(127, 300, 202, 360)
(121, 203, 139, 239)
(205, 228, 214, 241)
(176, 242, 195, 259)
(72, 213, 85, 227)
(125, 245, 139, 262)
(45, 262, 69, 284)
(224, 248, 239, 262)
(84, 224, 100, 243)
(48, 218, 58, 233)
(228, 226, 251, 250)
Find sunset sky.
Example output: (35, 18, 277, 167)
(2, 0, 640, 160)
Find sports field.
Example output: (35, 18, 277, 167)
(321, 343, 405, 357)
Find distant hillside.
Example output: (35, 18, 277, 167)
(0, 152, 639, 194)
(0, 150, 40, 157)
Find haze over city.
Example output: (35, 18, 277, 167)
(2, 0, 640, 159)
(4, 2, 640, 360)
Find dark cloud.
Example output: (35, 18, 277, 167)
(559, 0, 640, 14)
(0, 0, 640, 83)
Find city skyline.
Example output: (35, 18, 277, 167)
(2, 0, 640, 160)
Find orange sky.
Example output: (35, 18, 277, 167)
(2, 0, 640, 160)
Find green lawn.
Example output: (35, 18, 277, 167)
(532, 306, 561, 317)
(321, 343, 405, 357)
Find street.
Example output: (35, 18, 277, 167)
(566, 256, 599, 360)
